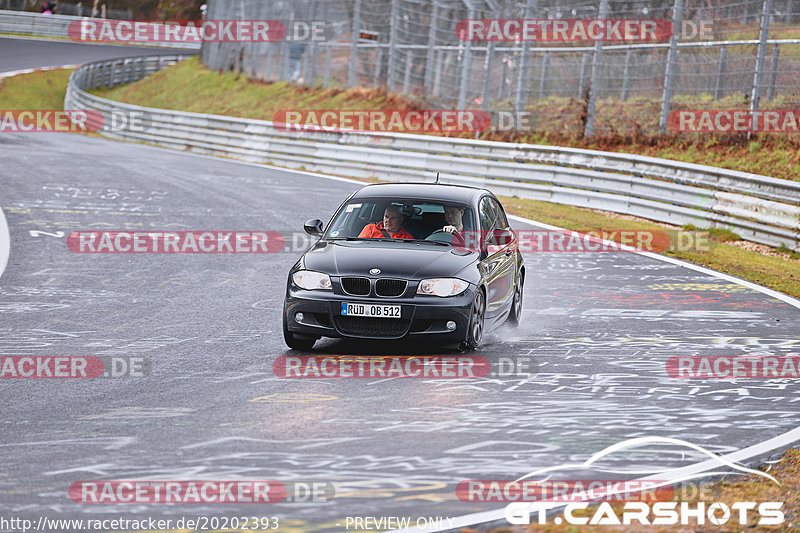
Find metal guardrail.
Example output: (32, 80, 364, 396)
(65, 55, 800, 252)
(0, 10, 199, 49)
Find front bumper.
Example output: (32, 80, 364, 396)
(284, 286, 474, 342)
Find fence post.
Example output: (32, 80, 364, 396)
(108, 61, 116, 89)
(621, 49, 632, 101)
(323, 45, 332, 88)
(280, 41, 289, 81)
(386, 0, 399, 91)
(583, 0, 609, 138)
(457, 3, 475, 109)
(481, 41, 495, 110)
(424, 0, 439, 98)
(751, 0, 773, 114)
(538, 52, 549, 99)
(577, 52, 590, 98)
(433, 49, 444, 97)
(514, 0, 536, 117)
(498, 57, 509, 101)
(374, 48, 384, 87)
(714, 45, 727, 100)
(348, 0, 361, 88)
(308, 41, 319, 87)
(265, 45, 275, 81)
(658, 0, 683, 134)
(402, 50, 413, 94)
(766, 44, 779, 101)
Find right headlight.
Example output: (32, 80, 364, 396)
(417, 278, 469, 297)
(292, 270, 332, 290)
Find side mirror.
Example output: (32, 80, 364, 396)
(491, 228, 516, 246)
(303, 218, 324, 236)
(484, 228, 516, 254)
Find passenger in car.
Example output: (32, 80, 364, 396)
(358, 205, 414, 239)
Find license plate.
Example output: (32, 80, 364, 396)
(341, 303, 401, 318)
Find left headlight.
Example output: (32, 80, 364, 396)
(292, 270, 332, 290)
(417, 278, 469, 297)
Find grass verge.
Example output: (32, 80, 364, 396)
(499, 197, 800, 299)
(0, 67, 73, 108)
(92, 56, 800, 181)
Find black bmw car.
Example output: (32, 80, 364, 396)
(282, 183, 524, 350)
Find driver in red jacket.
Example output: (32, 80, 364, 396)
(358, 205, 413, 239)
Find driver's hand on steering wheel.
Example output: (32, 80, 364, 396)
(443, 225, 458, 234)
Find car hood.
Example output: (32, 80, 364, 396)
(302, 240, 477, 280)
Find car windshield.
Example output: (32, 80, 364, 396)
(324, 198, 475, 243)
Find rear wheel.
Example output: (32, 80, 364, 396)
(460, 289, 485, 351)
(283, 312, 318, 350)
(508, 271, 524, 327)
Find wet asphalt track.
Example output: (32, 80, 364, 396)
(1, 38, 800, 533)
(0, 36, 194, 72)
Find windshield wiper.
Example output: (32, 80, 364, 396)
(408, 239, 451, 247)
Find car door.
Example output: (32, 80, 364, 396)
(478, 196, 517, 319)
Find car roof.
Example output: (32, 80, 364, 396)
(350, 182, 489, 204)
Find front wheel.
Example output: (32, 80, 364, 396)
(460, 289, 485, 351)
(283, 313, 318, 350)
(508, 271, 523, 327)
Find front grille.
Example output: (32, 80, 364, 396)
(335, 316, 410, 337)
(376, 278, 407, 297)
(341, 277, 370, 296)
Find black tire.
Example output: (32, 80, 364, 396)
(283, 313, 318, 350)
(460, 289, 486, 351)
(508, 270, 524, 327)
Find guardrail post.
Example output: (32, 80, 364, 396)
(386, 0, 399, 91)
(481, 41, 495, 110)
(766, 44, 779, 102)
(659, 0, 683, 134)
(87, 64, 95, 89)
(348, 0, 362, 88)
(424, 0, 439, 98)
(750, 0, 773, 114)
(323, 45, 332, 88)
(402, 50, 413, 94)
(621, 49, 632, 101)
(538, 52, 549, 99)
(514, 0, 536, 117)
(714, 45, 727, 100)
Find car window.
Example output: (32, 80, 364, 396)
(479, 197, 497, 232)
(325, 198, 475, 241)
(490, 198, 508, 229)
